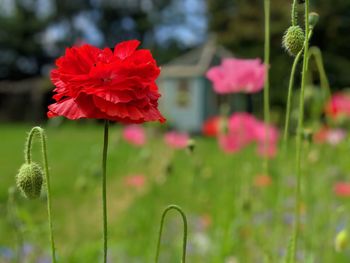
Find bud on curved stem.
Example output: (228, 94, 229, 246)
(155, 205, 188, 263)
(283, 26, 305, 57)
(283, 28, 314, 145)
(293, 0, 310, 261)
(16, 163, 43, 199)
(20, 127, 57, 263)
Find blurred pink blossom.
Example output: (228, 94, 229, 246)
(124, 174, 146, 188)
(206, 58, 266, 94)
(218, 113, 257, 153)
(334, 182, 350, 197)
(164, 131, 189, 149)
(314, 127, 346, 146)
(218, 112, 279, 157)
(122, 125, 146, 146)
(325, 92, 350, 120)
(253, 121, 279, 157)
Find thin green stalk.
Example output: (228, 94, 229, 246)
(283, 50, 303, 144)
(291, 0, 298, 26)
(307, 47, 331, 99)
(25, 127, 57, 263)
(102, 120, 109, 263)
(283, 29, 314, 145)
(263, 0, 271, 175)
(155, 205, 188, 263)
(292, 0, 310, 261)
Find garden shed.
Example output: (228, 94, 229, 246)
(158, 39, 252, 133)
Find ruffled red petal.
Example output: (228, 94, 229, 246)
(47, 98, 87, 120)
(114, 40, 140, 60)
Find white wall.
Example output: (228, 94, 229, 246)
(159, 77, 204, 132)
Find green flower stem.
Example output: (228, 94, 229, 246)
(25, 127, 57, 263)
(292, 0, 310, 261)
(307, 47, 331, 99)
(283, 50, 303, 144)
(291, 0, 298, 26)
(263, 0, 271, 175)
(283, 29, 314, 145)
(102, 120, 109, 263)
(155, 205, 188, 263)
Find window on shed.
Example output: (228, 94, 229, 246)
(176, 79, 190, 107)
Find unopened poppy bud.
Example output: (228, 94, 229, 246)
(335, 229, 348, 252)
(282, 26, 305, 56)
(16, 163, 43, 199)
(309, 12, 319, 28)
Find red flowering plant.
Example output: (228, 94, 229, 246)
(47, 40, 167, 262)
(48, 40, 165, 123)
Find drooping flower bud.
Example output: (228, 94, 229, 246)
(16, 163, 44, 199)
(282, 26, 305, 56)
(309, 12, 319, 28)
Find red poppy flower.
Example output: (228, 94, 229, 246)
(202, 116, 221, 137)
(48, 40, 166, 124)
(325, 92, 350, 120)
(334, 182, 350, 197)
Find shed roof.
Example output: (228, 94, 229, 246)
(160, 38, 233, 78)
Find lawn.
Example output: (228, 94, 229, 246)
(0, 122, 349, 262)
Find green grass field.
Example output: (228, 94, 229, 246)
(0, 123, 349, 262)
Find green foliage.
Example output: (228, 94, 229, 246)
(0, 0, 181, 79)
(1, 124, 350, 262)
(0, 0, 53, 79)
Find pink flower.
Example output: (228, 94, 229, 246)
(164, 131, 189, 149)
(327, 129, 346, 145)
(253, 121, 279, 157)
(325, 92, 350, 120)
(124, 174, 146, 188)
(314, 127, 346, 145)
(334, 182, 350, 197)
(122, 125, 146, 146)
(218, 112, 279, 157)
(218, 113, 257, 153)
(206, 58, 266, 94)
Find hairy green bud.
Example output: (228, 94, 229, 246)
(282, 26, 305, 56)
(16, 163, 43, 199)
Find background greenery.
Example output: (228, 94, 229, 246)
(1, 123, 350, 262)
